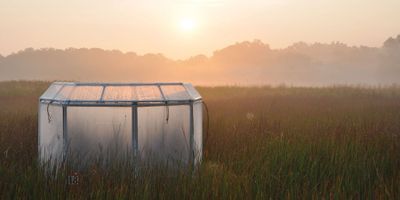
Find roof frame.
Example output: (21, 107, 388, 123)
(40, 82, 202, 106)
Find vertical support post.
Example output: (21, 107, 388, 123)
(189, 102, 194, 167)
(62, 105, 68, 162)
(132, 105, 139, 157)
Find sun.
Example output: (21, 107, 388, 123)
(179, 18, 196, 32)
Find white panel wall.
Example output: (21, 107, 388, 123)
(38, 103, 63, 167)
(67, 107, 132, 166)
(138, 105, 190, 165)
(193, 102, 203, 165)
(39, 103, 202, 169)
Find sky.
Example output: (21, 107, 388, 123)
(1, 0, 400, 59)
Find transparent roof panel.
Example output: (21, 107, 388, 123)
(52, 85, 103, 101)
(102, 86, 135, 101)
(40, 82, 201, 103)
(183, 83, 201, 100)
(160, 85, 191, 100)
(102, 86, 163, 101)
(68, 86, 103, 101)
(54, 85, 74, 101)
(135, 86, 163, 101)
(40, 84, 63, 99)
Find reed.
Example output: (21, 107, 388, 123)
(0, 81, 399, 199)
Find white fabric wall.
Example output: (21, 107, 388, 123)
(193, 102, 203, 165)
(39, 103, 63, 167)
(39, 103, 202, 168)
(138, 105, 190, 165)
(67, 107, 132, 163)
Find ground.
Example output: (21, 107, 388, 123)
(0, 81, 399, 199)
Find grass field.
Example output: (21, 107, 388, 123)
(0, 81, 400, 199)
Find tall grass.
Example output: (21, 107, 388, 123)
(0, 81, 399, 199)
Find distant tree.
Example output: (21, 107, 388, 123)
(185, 55, 208, 65)
(383, 35, 400, 49)
(1, 34, 400, 85)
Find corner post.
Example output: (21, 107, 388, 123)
(132, 104, 139, 157)
(62, 105, 68, 162)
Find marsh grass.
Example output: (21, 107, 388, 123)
(0, 81, 400, 199)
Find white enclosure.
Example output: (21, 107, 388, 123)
(38, 82, 202, 169)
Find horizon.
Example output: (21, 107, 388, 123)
(1, 34, 399, 85)
(1, 35, 398, 60)
(1, 0, 400, 59)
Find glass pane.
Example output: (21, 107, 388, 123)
(183, 83, 201, 100)
(40, 84, 63, 100)
(45, 83, 200, 102)
(135, 86, 163, 101)
(67, 107, 132, 168)
(138, 105, 190, 165)
(39, 103, 64, 168)
(54, 85, 74, 101)
(161, 85, 191, 100)
(54, 86, 103, 101)
(68, 86, 103, 101)
(102, 86, 135, 101)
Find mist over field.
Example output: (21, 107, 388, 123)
(0, 35, 399, 86)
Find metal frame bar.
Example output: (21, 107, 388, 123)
(40, 98, 201, 103)
(53, 82, 184, 86)
(39, 100, 201, 107)
(40, 99, 201, 104)
(99, 85, 106, 102)
(132, 104, 139, 157)
(157, 84, 167, 102)
(40, 82, 202, 106)
(62, 105, 68, 162)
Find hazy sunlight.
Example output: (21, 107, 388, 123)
(179, 18, 196, 32)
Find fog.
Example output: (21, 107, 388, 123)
(1, 35, 399, 86)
